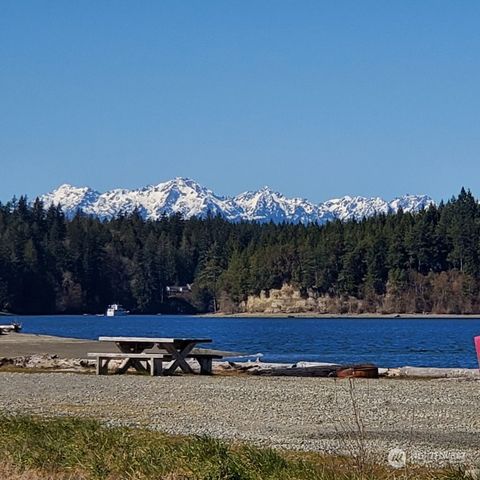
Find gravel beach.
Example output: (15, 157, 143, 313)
(0, 372, 478, 467)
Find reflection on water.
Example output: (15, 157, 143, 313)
(14, 315, 480, 368)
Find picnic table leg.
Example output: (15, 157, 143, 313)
(115, 358, 133, 374)
(151, 358, 163, 376)
(162, 342, 196, 375)
(115, 358, 151, 375)
(97, 357, 110, 375)
(132, 359, 150, 374)
(116, 342, 150, 374)
(197, 357, 213, 375)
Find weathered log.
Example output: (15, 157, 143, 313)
(252, 365, 338, 377)
(396, 366, 480, 378)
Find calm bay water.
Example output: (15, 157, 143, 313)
(13, 315, 480, 368)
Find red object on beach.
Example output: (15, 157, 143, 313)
(336, 364, 379, 379)
(475, 336, 480, 369)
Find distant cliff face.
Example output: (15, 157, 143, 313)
(235, 272, 480, 315)
(40, 177, 434, 224)
(238, 284, 356, 314)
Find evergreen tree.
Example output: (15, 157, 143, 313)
(0, 188, 479, 314)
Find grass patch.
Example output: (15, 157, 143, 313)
(0, 415, 466, 480)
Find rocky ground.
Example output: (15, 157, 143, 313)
(0, 372, 478, 468)
(1, 332, 479, 468)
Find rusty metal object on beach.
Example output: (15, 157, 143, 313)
(336, 364, 379, 378)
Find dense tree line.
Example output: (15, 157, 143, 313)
(1, 188, 480, 314)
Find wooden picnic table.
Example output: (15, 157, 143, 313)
(98, 336, 213, 375)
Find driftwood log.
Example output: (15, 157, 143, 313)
(224, 361, 340, 377)
(252, 365, 338, 377)
(227, 361, 380, 378)
(395, 366, 480, 379)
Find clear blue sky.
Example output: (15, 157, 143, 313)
(1, 1, 480, 203)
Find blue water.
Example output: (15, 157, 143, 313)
(11, 315, 480, 368)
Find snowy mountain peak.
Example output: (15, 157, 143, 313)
(159, 177, 204, 190)
(388, 194, 433, 213)
(40, 179, 434, 225)
(323, 195, 390, 221)
(42, 184, 100, 215)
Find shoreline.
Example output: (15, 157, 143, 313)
(198, 312, 480, 319)
(5, 312, 480, 319)
(1, 333, 478, 374)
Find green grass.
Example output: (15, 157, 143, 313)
(0, 415, 466, 480)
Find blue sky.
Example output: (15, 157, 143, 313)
(1, 1, 480, 203)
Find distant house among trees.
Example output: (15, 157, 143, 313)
(166, 285, 192, 296)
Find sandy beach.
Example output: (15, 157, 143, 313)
(0, 332, 120, 358)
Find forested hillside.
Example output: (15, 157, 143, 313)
(1, 188, 480, 315)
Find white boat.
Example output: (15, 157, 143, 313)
(0, 323, 22, 334)
(106, 304, 129, 317)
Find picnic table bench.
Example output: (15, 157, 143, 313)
(90, 336, 220, 376)
(88, 352, 166, 376)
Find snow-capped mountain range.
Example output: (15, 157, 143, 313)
(40, 178, 434, 224)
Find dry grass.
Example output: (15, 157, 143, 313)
(0, 462, 87, 480)
(0, 415, 468, 480)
